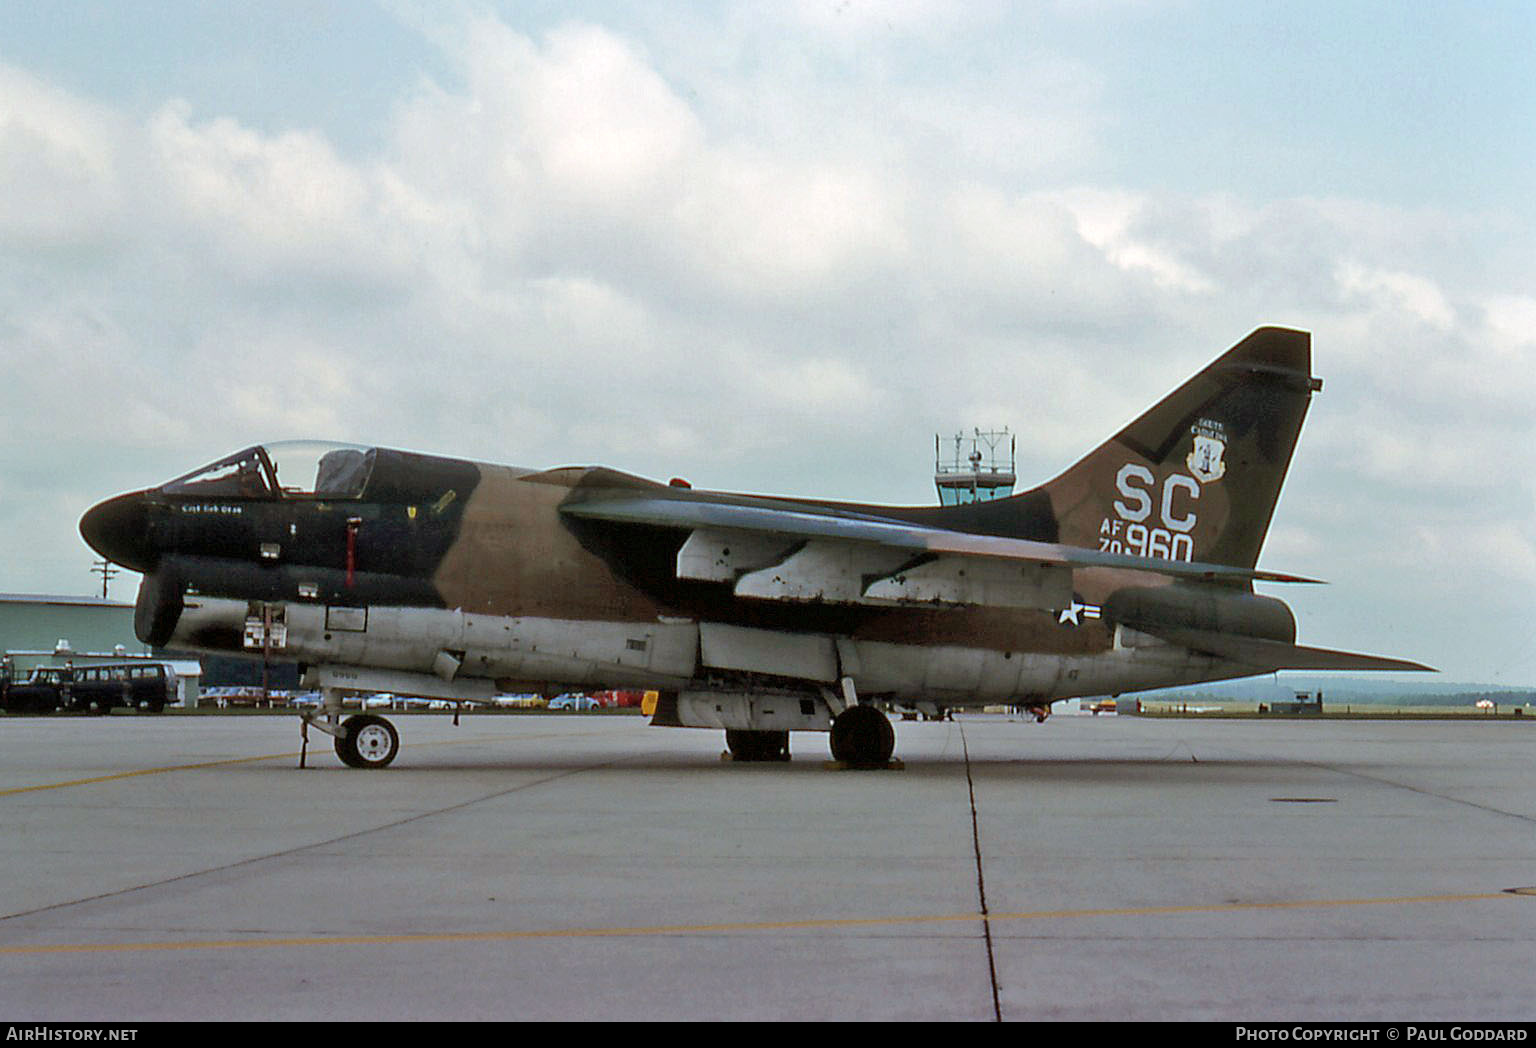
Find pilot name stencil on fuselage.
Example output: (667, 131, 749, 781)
(1100, 463, 1199, 562)
(178, 504, 245, 516)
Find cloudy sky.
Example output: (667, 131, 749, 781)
(2, 1, 1531, 684)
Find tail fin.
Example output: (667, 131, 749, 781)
(1036, 327, 1319, 570)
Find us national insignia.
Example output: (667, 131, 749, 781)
(1187, 420, 1227, 483)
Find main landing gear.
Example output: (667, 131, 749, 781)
(827, 675, 897, 768)
(721, 706, 896, 767)
(724, 729, 791, 762)
(719, 703, 898, 768)
(829, 704, 896, 768)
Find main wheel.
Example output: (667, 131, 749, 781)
(725, 729, 790, 762)
(829, 705, 895, 767)
(335, 714, 400, 769)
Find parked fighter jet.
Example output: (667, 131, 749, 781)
(79, 327, 1429, 768)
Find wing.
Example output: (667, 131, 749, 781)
(560, 491, 1320, 613)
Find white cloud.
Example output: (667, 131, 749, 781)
(146, 102, 433, 287)
(0, 64, 122, 244)
(1335, 261, 1456, 329)
(0, 10, 1529, 681)
(1481, 295, 1536, 355)
(672, 150, 911, 300)
(1050, 188, 1216, 293)
(780, 0, 995, 38)
(507, 23, 702, 207)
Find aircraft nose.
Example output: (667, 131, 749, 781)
(79, 491, 155, 573)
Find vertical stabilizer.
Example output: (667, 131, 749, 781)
(1036, 327, 1318, 570)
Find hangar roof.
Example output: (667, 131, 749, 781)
(0, 593, 132, 609)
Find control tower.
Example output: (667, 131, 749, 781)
(934, 428, 1016, 506)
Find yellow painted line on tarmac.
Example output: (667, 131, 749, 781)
(0, 729, 556, 797)
(0, 752, 299, 796)
(0, 890, 1515, 957)
(987, 891, 1513, 922)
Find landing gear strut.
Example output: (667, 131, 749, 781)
(829, 705, 895, 768)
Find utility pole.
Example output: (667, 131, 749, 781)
(90, 559, 119, 599)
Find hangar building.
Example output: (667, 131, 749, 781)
(0, 593, 141, 664)
(0, 594, 201, 707)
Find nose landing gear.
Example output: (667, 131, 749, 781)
(300, 689, 400, 769)
(336, 714, 400, 768)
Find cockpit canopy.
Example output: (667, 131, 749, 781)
(162, 442, 376, 499)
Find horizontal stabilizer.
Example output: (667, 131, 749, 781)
(1144, 626, 1435, 673)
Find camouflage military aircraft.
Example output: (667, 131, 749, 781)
(79, 327, 1429, 768)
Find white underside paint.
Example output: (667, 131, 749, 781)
(172, 597, 1254, 708)
(674, 690, 833, 732)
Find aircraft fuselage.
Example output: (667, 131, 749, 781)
(82, 442, 1254, 714)
(78, 330, 1430, 765)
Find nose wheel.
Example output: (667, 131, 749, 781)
(335, 714, 400, 769)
